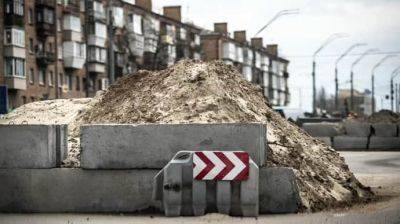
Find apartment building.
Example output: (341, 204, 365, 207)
(0, 0, 203, 110)
(201, 23, 290, 106)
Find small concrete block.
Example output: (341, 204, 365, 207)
(302, 123, 342, 137)
(0, 169, 157, 213)
(369, 137, 400, 150)
(0, 125, 57, 168)
(372, 123, 398, 137)
(81, 123, 266, 169)
(333, 136, 368, 150)
(316, 137, 332, 146)
(344, 122, 371, 137)
(259, 167, 301, 214)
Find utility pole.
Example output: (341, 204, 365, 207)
(350, 48, 377, 110)
(390, 67, 400, 111)
(54, 0, 59, 99)
(312, 33, 347, 116)
(108, 7, 116, 85)
(334, 43, 365, 110)
(254, 9, 299, 37)
(371, 55, 397, 113)
(84, 0, 90, 97)
(395, 83, 398, 112)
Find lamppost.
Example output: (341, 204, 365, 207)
(254, 9, 299, 37)
(350, 48, 378, 110)
(334, 43, 366, 110)
(390, 66, 400, 111)
(312, 33, 347, 115)
(371, 55, 397, 112)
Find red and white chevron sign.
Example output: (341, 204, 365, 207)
(193, 151, 249, 181)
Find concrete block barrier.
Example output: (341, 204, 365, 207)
(344, 122, 371, 137)
(369, 137, 400, 150)
(0, 169, 158, 213)
(333, 136, 368, 150)
(302, 123, 342, 137)
(316, 137, 332, 146)
(81, 123, 266, 169)
(371, 123, 398, 137)
(259, 167, 301, 214)
(0, 124, 68, 168)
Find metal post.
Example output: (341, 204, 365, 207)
(84, 0, 90, 97)
(395, 84, 398, 112)
(391, 79, 394, 111)
(312, 61, 316, 115)
(372, 74, 375, 113)
(54, 0, 59, 99)
(350, 70, 354, 111)
(335, 67, 339, 110)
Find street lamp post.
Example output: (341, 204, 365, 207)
(390, 66, 400, 111)
(254, 9, 299, 37)
(371, 55, 397, 112)
(350, 49, 378, 110)
(334, 43, 366, 110)
(312, 33, 347, 115)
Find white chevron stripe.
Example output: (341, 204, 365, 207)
(193, 153, 206, 178)
(223, 152, 246, 180)
(202, 151, 225, 180)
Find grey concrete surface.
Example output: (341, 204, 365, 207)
(371, 123, 398, 137)
(0, 169, 158, 213)
(302, 123, 341, 137)
(316, 137, 332, 146)
(344, 122, 371, 137)
(369, 137, 400, 150)
(81, 123, 266, 169)
(333, 136, 368, 150)
(0, 125, 67, 168)
(259, 167, 301, 214)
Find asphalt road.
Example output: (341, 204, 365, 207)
(1, 151, 399, 224)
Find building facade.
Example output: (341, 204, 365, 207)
(201, 23, 290, 106)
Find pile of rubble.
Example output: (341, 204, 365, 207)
(1, 60, 372, 212)
(367, 110, 400, 124)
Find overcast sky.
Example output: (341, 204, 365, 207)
(153, 0, 400, 112)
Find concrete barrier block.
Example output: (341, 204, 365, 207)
(344, 122, 371, 137)
(372, 123, 398, 137)
(0, 125, 60, 168)
(302, 123, 342, 137)
(0, 169, 158, 213)
(369, 137, 400, 150)
(81, 123, 266, 169)
(316, 137, 332, 146)
(333, 136, 368, 150)
(259, 167, 301, 214)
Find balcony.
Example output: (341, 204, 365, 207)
(36, 22, 54, 37)
(4, 46, 26, 59)
(64, 56, 85, 69)
(36, 51, 55, 67)
(88, 63, 105, 73)
(87, 35, 106, 47)
(5, 76, 26, 90)
(62, 2, 80, 16)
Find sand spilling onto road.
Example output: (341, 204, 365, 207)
(1, 60, 372, 211)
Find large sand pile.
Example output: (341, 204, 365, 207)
(367, 110, 400, 124)
(1, 60, 372, 212)
(75, 60, 372, 211)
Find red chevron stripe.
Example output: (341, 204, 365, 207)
(233, 152, 249, 180)
(194, 152, 215, 180)
(214, 152, 234, 180)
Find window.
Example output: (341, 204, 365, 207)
(37, 8, 54, 24)
(58, 73, 63, 87)
(39, 69, 46, 85)
(65, 74, 73, 90)
(88, 47, 106, 63)
(28, 8, 34, 24)
(112, 7, 124, 28)
(29, 38, 34, 53)
(76, 76, 80, 91)
(4, 57, 25, 77)
(93, 1, 105, 19)
(57, 19, 61, 32)
(29, 68, 34, 84)
(49, 71, 54, 86)
(128, 14, 143, 34)
(89, 22, 107, 38)
(9, 0, 24, 16)
(63, 15, 81, 32)
(4, 28, 25, 47)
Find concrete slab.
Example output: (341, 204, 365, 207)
(302, 123, 342, 137)
(259, 167, 301, 214)
(344, 122, 371, 137)
(316, 137, 332, 146)
(0, 125, 67, 168)
(372, 123, 398, 137)
(81, 123, 266, 169)
(333, 136, 368, 150)
(369, 137, 400, 150)
(0, 169, 158, 213)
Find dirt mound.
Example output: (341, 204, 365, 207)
(368, 110, 400, 124)
(76, 60, 372, 211)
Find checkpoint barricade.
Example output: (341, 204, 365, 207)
(153, 151, 259, 217)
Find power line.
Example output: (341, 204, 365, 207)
(286, 51, 400, 58)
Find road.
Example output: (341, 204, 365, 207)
(1, 151, 399, 224)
